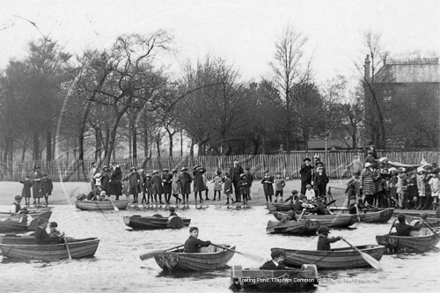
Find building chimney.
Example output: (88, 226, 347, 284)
(364, 55, 371, 81)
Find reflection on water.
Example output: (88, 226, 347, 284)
(0, 205, 439, 293)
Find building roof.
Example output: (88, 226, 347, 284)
(375, 58, 440, 83)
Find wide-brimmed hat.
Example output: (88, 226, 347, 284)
(240, 173, 246, 178)
(193, 165, 201, 171)
(365, 162, 372, 168)
(313, 155, 320, 159)
(172, 169, 178, 173)
(417, 167, 425, 173)
(181, 167, 188, 171)
(162, 168, 169, 172)
(378, 157, 388, 163)
(130, 167, 137, 171)
(49, 222, 58, 228)
(304, 158, 311, 162)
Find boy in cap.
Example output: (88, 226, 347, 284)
(10, 195, 23, 214)
(49, 221, 64, 238)
(317, 226, 343, 250)
(284, 190, 299, 204)
(260, 249, 287, 270)
(274, 172, 286, 203)
(183, 227, 212, 253)
(40, 174, 53, 206)
(238, 173, 249, 204)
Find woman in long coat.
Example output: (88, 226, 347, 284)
(179, 167, 192, 204)
(29, 165, 43, 204)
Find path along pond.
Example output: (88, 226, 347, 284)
(0, 205, 439, 293)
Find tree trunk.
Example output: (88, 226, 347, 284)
(21, 138, 28, 162)
(190, 139, 194, 158)
(32, 131, 40, 160)
(168, 131, 173, 158)
(143, 127, 149, 159)
(46, 131, 52, 161)
(155, 133, 161, 158)
(180, 129, 183, 157)
(132, 124, 137, 166)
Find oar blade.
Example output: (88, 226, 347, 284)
(360, 251, 382, 270)
(139, 250, 163, 260)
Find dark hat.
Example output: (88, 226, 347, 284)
(304, 158, 311, 162)
(15, 195, 22, 201)
(291, 190, 298, 195)
(316, 162, 323, 166)
(172, 169, 178, 173)
(271, 248, 285, 259)
(318, 226, 330, 234)
(49, 222, 58, 228)
(189, 227, 199, 233)
(193, 165, 201, 171)
(130, 167, 136, 171)
(367, 150, 374, 155)
(169, 206, 175, 213)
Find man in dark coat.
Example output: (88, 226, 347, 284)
(29, 165, 43, 204)
(244, 167, 254, 200)
(260, 249, 287, 270)
(110, 163, 123, 200)
(180, 167, 192, 204)
(40, 174, 53, 206)
(229, 160, 244, 202)
(193, 165, 206, 204)
(300, 158, 313, 195)
(162, 169, 173, 204)
(34, 218, 63, 244)
(183, 227, 211, 253)
(151, 170, 164, 204)
(124, 167, 140, 203)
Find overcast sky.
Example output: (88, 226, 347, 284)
(1, 0, 439, 84)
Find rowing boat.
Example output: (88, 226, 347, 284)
(276, 245, 386, 269)
(153, 244, 235, 271)
(75, 199, 129, 211)
(329, 207, 394, 223)
(376, 232, 440, 253)
(123, 215, 191, 230)
(0, 211, 50, 233)
(230, 264, 318, 292)
(0, 237, 100, 260)
(0, 234, 35, 245)
(272, 211, 356, 228)
(266, 219, 320, 235)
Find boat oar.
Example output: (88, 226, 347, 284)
(211, 243, 265, 262)
(139, 244, 184, 260)
(422, 221, 440, 238)
(297, 209, 306, 221)
(341, 239, 382, 271)
(64, 237, 72, 260)
(355, 204, 361, 223)
(108, 199, 119, 211)
(388, 219, 396, 234)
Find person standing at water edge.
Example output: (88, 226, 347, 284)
(40, 174, 53, 206)
(317, 226, 342, 250)
(300, 158, 313, 195)
(229, 160, 244, 202)
(183, 227, 212, 253)
(29, 165, 43, 204)
(180, 167, 192, 204)
(19, 176, 32, 206)
(162, 169, 173, 204)
(244, 167, 254, 200)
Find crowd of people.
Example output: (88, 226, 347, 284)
(82, 160, 255, 206)
(346, 145, 439, 211)
(18, 165, 54, 206)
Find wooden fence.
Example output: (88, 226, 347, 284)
(1, 151, 439, 182)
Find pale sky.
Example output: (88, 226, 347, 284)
(1, 0, 439, 84)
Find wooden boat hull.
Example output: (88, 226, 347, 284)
(0, 238, 100, 260)
(266, 220, 320, 235)
(75, 200, 129, 211)
(376, 233, 440, 253)
(301, 214, 356, 228)
(329, 208, 394, 223)
(0, 234, 36, 245)
(154, 245, 235, 271)
(266, 203, 294, 213)
(230, 264, 318, 292)
(277, 245, 386, 269)
(123, 216, 191, 230)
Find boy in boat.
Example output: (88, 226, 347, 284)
(317, 226, 343, 250)
(10, 195, 24, 214)
(260, 248, 287, 270)
(34, 218, 64, 244)
(284, 190, 299, 204)
(280, 210, 297, 223)
(391, 214, 423, 236)
(183, 227, 212, 253)
(49, 221, 64, 238)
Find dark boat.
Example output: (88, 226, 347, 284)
(276, 245, 386, 269)
(75, 199, 129, 211)
(273, 211, 356, 228)
(153, 245, 235, 271)
(230, 264, 318, 292)
(376, 232, 440, 253)
(0, 238, 100, 260)
(0, 211, 51, 233)
(123, 215, 190, 230)
(267, 203, 295, 213)
(266, 219, 320, 235)
(329, 207, 394, 223)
